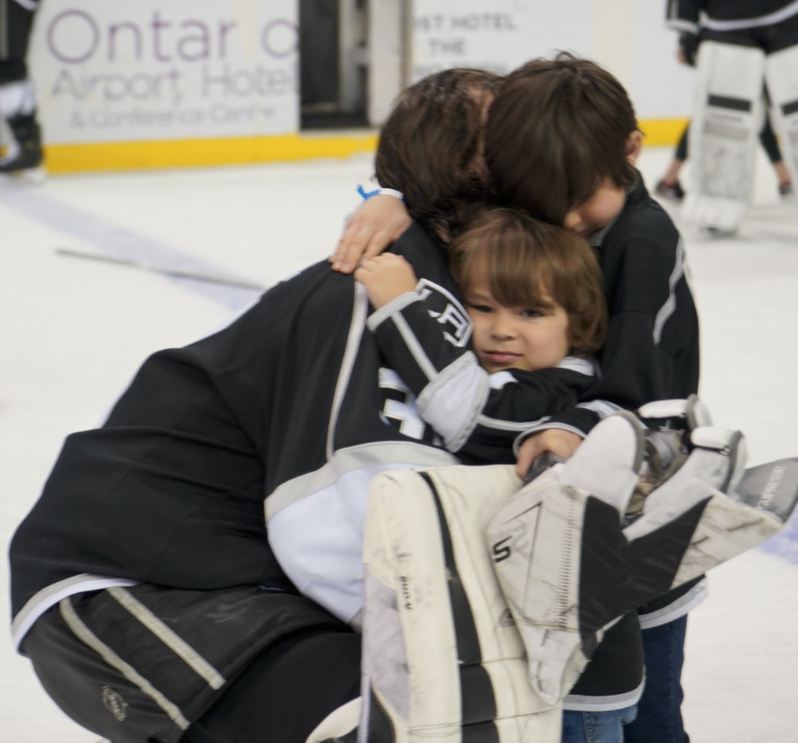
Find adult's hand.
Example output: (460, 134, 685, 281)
(331, 195, 412, 273)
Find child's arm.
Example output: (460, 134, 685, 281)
(355, 254, 418, 308)
(331, 195, 412, 274)
(516, 429, 583, 478)
(358, 279, 593, 464)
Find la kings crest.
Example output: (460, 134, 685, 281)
(415, 278, 472, 347)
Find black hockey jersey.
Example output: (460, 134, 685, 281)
(667, 0, 798, 33)
(274, 291, 597, 625)
(9, 224, 462, 637)
(367, 291, 596, 464)
(542, 174, 700, 438)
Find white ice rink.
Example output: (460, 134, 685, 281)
(2, 145, 798, 742)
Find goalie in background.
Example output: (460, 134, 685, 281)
(667, 0, 798, 235)
(0, 0, 44, 177)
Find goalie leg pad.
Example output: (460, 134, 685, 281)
(765, 43, 798, 190)
(361, 465, 562, 743)
(685, 41, 766, 231)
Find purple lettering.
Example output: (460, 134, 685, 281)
(108, 22, 142, 62)
(260, 19, 297, 59)
(47, 10, 99, 64)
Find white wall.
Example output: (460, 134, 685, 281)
(409, 0, 694, 122)
(27, 0, 694, 155)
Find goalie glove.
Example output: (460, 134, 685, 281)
(679, 31, 699, 67)
(487, 404, 798, 705)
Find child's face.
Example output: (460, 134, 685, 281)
(563, 178, 626, 238)
(464, 277, 570, 374)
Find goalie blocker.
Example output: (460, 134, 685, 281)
(309, 402, 798, 743)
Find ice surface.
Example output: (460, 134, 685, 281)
(1, 146, 797, 742)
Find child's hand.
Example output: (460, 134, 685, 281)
(355, 254, 418, 309)
(331, 195, 412, 274)
(515, 429, 583, 479)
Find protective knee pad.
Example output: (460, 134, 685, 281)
(686, 41, 766, 231)
(765, 43, 798, 189)
(360, 465, 562, 743)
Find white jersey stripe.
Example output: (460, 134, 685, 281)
(107, 587, 226, 690)
(59, 597, 191, 730)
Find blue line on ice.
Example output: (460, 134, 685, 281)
(3, 183, 260, 312)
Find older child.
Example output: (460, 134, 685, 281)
(485, 53, 700, 743)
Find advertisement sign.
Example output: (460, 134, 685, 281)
(411, 0, 594, 81)
(30, 0, 298, 144)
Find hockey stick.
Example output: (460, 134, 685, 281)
(55, 247, 266, 291)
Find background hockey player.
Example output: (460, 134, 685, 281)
(0, 0, 44, 176)
(667, 0, 798, 234)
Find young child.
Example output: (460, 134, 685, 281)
(354, 207, 607, 467)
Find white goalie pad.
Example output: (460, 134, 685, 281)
(765, 43, 798, 190)
(486, 413, 646, 705)
(360, 464, 562, 743)
(685, 41, 766, 231)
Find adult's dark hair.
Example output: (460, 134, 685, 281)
(485, 52, 638, 226)
(449, 207, 607, 357)
(375, 68, 502, 243)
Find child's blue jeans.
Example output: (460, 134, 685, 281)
(562, 615, 690, 743)
(562, 705, 638, 743)
(625, 616, 690, 743)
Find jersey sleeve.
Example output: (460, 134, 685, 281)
(666, 0, 701, 33)
(537, 211, 699, 437)
(367, 293, 592, 462)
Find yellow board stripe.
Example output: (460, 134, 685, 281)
(40, 119, 687, 174)
(43, 131, 379, 174)
(639, 117, 689, 147)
